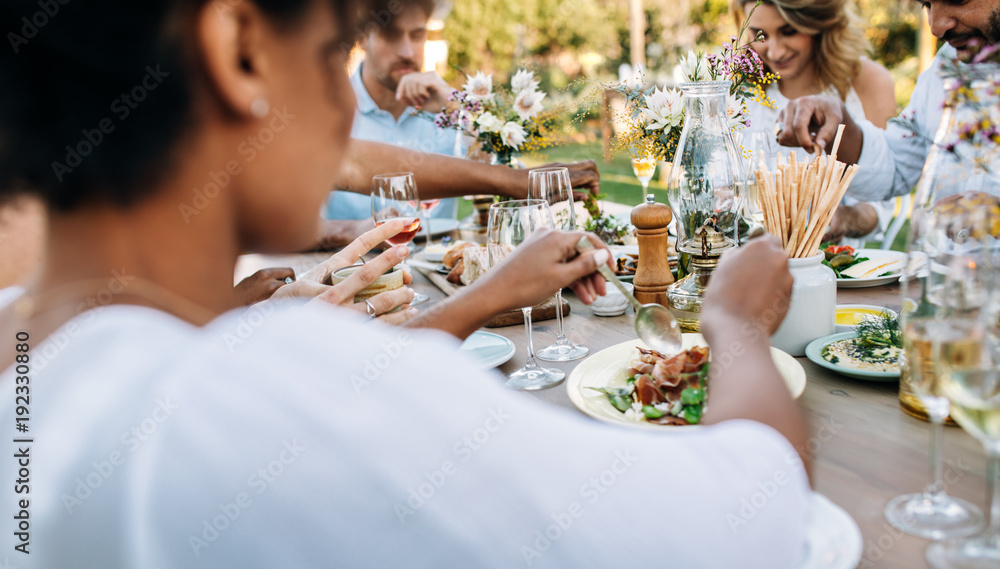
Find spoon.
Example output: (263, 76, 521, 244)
(576, 236, 683, 355)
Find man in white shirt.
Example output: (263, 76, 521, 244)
(774, 0, 999, 201)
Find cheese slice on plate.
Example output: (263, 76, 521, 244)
(840, 258, 905, 279)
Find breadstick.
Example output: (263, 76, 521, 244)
(775, 170, 787, 245)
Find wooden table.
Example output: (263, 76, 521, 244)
(237, 254, 989, 569)
(420, 278, 989, 569)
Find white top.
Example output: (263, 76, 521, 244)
(744, 83, 895, 244)
(0, 290, 810, 568)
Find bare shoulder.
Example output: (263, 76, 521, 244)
(853, 59, 896, 127)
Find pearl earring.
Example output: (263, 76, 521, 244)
(250, 97, 270, 119)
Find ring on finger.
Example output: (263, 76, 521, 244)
(365, 299, 377, 319)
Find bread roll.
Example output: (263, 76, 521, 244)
(460, 246, 491, 286)
(446, 259, 465, 284)
(443, 242, 475, 269)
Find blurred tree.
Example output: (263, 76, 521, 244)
(441, 0, 923, 107)
(443, 0, 624, 83)
(857, 0, 924, 68)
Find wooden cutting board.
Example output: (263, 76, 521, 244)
(416, 267, 570, 328)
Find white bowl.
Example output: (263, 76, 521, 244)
(834, 304, 898, 334)
(590, 282, 632, 317)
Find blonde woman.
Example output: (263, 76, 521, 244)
(733, 0, 897, 244)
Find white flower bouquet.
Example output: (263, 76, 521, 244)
(434, 69, 557, 165)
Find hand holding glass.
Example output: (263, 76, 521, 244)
(371, 172, 427, 304)
(486, 200, 565, 390)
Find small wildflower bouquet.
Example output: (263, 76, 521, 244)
(433, 69, 557, 166)
(894, 41, 1000, 175)
(607, 2, 777, 163)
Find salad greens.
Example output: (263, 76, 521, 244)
(588, 361, 709, 425)
(820, 243, 868, 279)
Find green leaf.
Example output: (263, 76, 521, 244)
(642, 405, 664, 419)
(683, 405, 703, 425)
(681, 388, 706, 405)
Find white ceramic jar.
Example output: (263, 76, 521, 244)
(771, 252, 836, 356)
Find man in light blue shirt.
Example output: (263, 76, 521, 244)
(327, 0, 459, 223)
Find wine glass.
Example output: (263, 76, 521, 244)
(371, 172, 428, 305)
(886, 186, 986, 539)
(631, 154, 657, 205)
(738, 131, 773, 230)
(926, 244, 1000, 568)
(420, 198, 442, 248)
(486, 199, 565, 390)
(528, 167, 589, 362)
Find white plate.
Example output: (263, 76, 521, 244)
(800, 492, 863, 569)
(460, 331, 516, 369)
(836, 249, 907, 288)
(566, 334, 806, 430)
(427, 218, 460, 237)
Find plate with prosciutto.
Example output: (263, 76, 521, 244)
(567, 334, 805, 429)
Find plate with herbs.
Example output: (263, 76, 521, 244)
(805, 310, 903, 381)
(566, 334, 805, 430)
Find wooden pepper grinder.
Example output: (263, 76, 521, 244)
(631, 194, 674, 306)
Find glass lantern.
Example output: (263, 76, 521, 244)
(665, 80, 746, 331)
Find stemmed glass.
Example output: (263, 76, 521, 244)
(528, 167, 589, 362)
(419, 198, 441, 248)
(738, 131, 773, 230)
(371, 172, 428, 305)
(487, 199, 565, 390)
(630, 154, 657, 205)
(926, 241, 1000, 567)
(886, 183, 986, 539)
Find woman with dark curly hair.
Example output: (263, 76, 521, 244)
(0, 1, 810, 567)
(732, 0, 898, 244)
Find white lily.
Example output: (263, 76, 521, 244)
(641, 86, 683, 131)
(475, 112, 503, 133)
(679, 50, 709, 82)
(511, 69, 540, 94)
(500, 121, 528, 150)
(725, 93, 745, 129)
(513, 89, 546, 121)
(462, 71, 494, 102)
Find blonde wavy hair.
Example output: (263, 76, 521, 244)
(730, 0, 870, 101)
